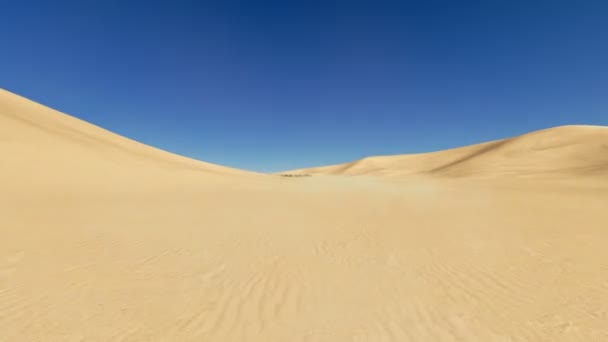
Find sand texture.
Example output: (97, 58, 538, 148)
(2, 88, 608, 341)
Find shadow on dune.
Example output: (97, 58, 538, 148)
(427, 139, 513, 174)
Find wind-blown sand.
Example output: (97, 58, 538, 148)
(1, 88, 608, 341)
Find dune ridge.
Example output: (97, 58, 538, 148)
(2, 90, 608, 341)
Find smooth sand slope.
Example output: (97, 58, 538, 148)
(1, 89, 608, 341)
(284, 125, 608, 179)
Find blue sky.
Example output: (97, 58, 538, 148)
(1, 0, 607, 172)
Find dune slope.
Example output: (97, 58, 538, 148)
(0, 89, 255, 194)
(2, 89, 608, 341)
(284, 125, 608, 178)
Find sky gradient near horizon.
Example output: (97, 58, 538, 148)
(2, 0, 607, 172)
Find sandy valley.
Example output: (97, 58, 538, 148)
(1, 88, 608, 341)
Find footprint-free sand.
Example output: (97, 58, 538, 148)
(2, 89, 608, 341)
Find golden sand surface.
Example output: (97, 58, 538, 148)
(1, 89, 608, 341)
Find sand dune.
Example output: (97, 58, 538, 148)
(284, 125, 608, 179)
(2, 89, 608, 341)
(0, 89, 255, 194)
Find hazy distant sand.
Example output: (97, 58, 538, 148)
(2, 88, 608, 341)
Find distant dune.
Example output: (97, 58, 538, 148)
(2, 89, 608, 341)
(284, 125, 608, 178)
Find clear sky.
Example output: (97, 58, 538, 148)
(2, 0, 607, 172)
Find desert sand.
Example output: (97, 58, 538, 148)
(1, 88, 608, 341)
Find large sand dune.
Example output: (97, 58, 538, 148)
(284, 125, 608, 179)
(1, 88, 608, 341)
